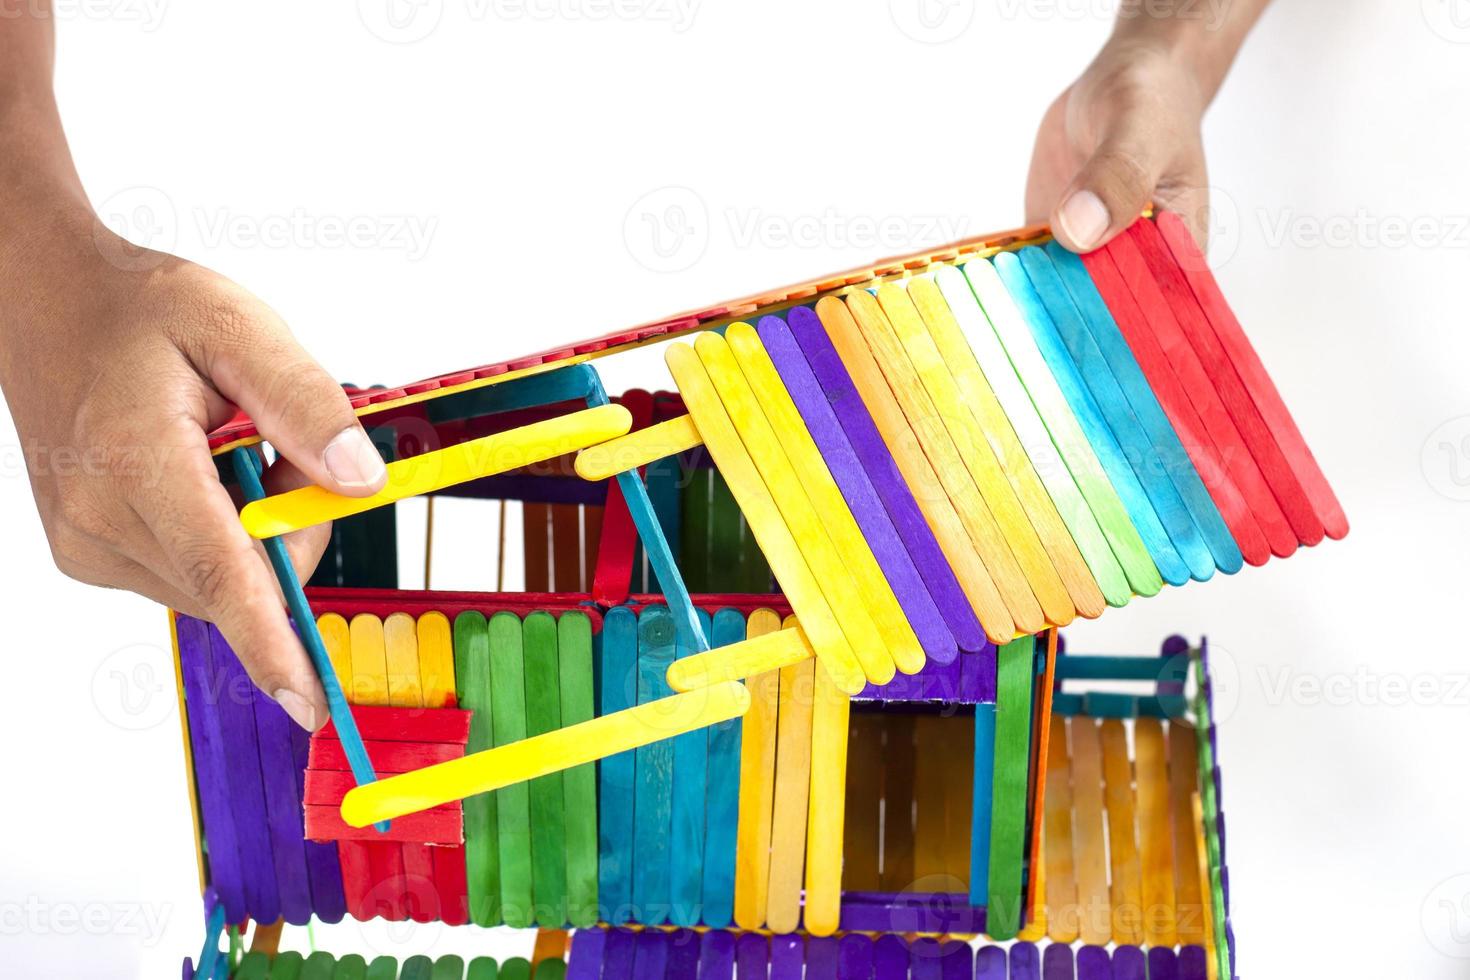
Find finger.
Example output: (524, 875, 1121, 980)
(129, 425, 329, 731)
(1154, 162, 1212, 254)
(184, 292, 387, 497)
(53, 535, 211, 619)
(1049, 113, 1169, 254)
(261, 453, 334, 582)
(1025, 91, 1074, 226)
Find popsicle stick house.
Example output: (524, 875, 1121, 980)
(175, 212, 1342, 979)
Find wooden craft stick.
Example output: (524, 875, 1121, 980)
(597, 607, 637, 924)
(670, 609, 714, 927)
(1044, 243, 1242, 576)
(701, 607, 748, 928)
(729, 320, 925, 675)
(696, 329, 898, 685)
(452, 611, 498, 927)
(1081, 245, 1272, 566)
(1192, 793, 1222, 980)
(878, 282, 1077, 627)
(789, 303, 986, 654)
(987, 635, 1035, 939)
(1069, 717, 1110, 945)
(1100, 228, 1296, 559)
(558, 612, 598, 929)
(813, 295, 1017, 643)
(383, 612, 434, 924)
(766, 620, 816, 935)
(242, 404, 632, 537)
(851, 288, 1046, 632)
(1156, 210, 1348, 540)
(880, 712, 916, 893)
(805, 659, 852, 937)
(913, 714, 949, 885)
(488, 612, 533, 928)
(523, 612, 568, 926)
(1169, 722, 1205, 944)
(936, 266, 1131, 607)
(340, 682, 750, 828)
(666, 625, 811, 691)
(633, 606, 677, 926)
(999, 249, 1190, 586)
(759, 313, 957, 665)
(942, 710, 975, 888)
(734, 608, 782, 930)
(250, 681, 313, 925)
(962, 259, 1163, 597)
(1043, 715, 1078, 944)
(912, 275, 1109, 616)
(1135, 716, 1178, 946)
(574, 415, 703, 481)
(969, 701, 995, 908)
(666, 342, 865, 693)
(1128, 218, 1325, 545)
(847, 710, 884, 894)
(1100, 717, 1144, 945)
(345, 615, 401, 921)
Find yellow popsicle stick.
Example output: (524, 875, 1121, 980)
(1043, 714, 1078, 943)
(666, 342, 866, 694)
(1135, 717, 1178, 946)
(734, 609, 782, 931)
(415, 611, 456, 708)
(341, 681, 751, 826)
(854, 288, 1043, 634)
(241, 403, 633, 538)
(908, 277, 1106, 619)
(696, 330, 896, 686)
(726, 322, 924, 675)
(1193, 792, 1221, 980)
(1170, 723, 1205, 944)
(666, 624, 811, 692)
(814, 296, 1016, 644)
(766, 617, 815, 934)
(318, 613, 353, 693)
(1100, 718, 1144, 944)
(878, 283, 1076, 628)
(348, 614, 389, 706)
(573, 414, 703, 481)
(1069, 717, 1109, 945)
(804, 659, 851, 937)
(384, 612, 423, 708)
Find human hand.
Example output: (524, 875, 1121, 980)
(1026, 40, 1211, 254)
(0, 220, 386, 731)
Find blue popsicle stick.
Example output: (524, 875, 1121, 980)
(670, 609, 714, 926)
(632, 606, 677, 925)
(969, 702, 995, 908)
(1045, 243, 1243, 576)
(598, 606, 638, 924)
(701, 608, 746, 927)
(229, 449, 387, 831)
(992, 251, 1189, 586)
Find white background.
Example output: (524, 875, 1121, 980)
(2, 0, 1468, 976)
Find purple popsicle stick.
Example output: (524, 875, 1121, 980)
(205, 624, 280, 924)
(735, 933, 769, 980)
(872, 935, 909, 980)
(758, 315, 955, 665)
(807, 936, 839, 980)
(771, 933, 805, 980)
(1179, 946, 1208, 980)
(787, 305, 985, 656)
(1147, 947, 1179, 980)
(909, 937, 942, 980)
(699, 930, 737, 980)
(975, 946, 1006, 980)
(1076, 946, 1110, 980)
(288, 717, 346, 922)
(837, 934, 874, 980)
(631, 929, 670, 978)
(602, 928, 636, 978)
(839, 892, 986, 935)
(177, 616, 246, 922)
(666, 930, 702, 980)
(250, 684, 312, 925)
(1112, 946, 1146, 980)
(565, 927, 606, 980)
(937, 940, 971, 980)
(960, 642, 997, 703)
(1041, 943, 1073, 980)
(1009, 942, 1040, 980)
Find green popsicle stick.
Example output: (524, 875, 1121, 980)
(489, 611, 534, 927)
(454, 610, 501, 926)
(400, 955, 434, 980)
(266, 951, 303, 980)
(431, 954, 466, 980)
(300, 952, 337, 980)
(523, 611, 567, 926)
(466, 957, 499, 980)
(986, 635, 1036, 939)
(364, 956, 397, 980)
(558, 611, 599, 928)
(331, 954, 366, 980)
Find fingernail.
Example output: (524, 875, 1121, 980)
(274, 688, 321, 731)
(1057, 190, 1111, 252)
(323, 427, 387, 489)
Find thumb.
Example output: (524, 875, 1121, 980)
(1050, 122, 1165, 254)
(202, 307, 387, 497)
